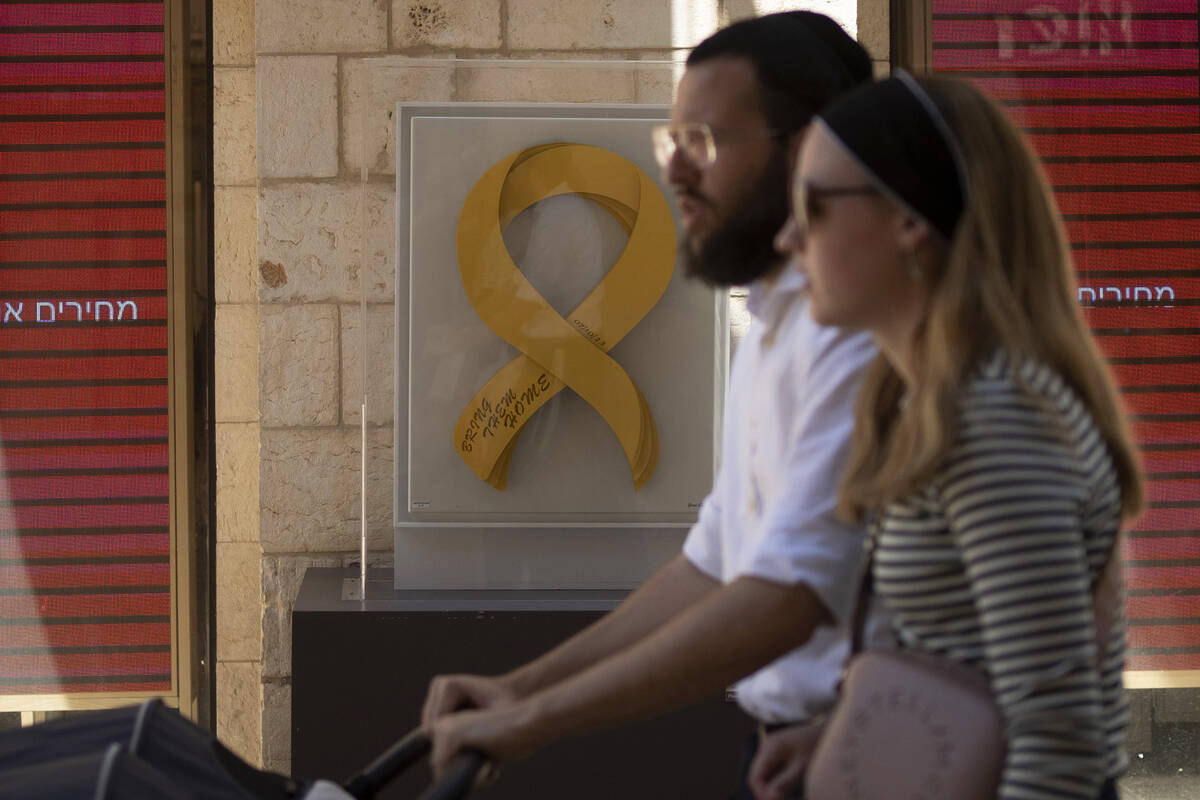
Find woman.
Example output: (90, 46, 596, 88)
(754, 73, 1143, 800)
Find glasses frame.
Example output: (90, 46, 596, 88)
(651, 122, 781, 170)
(792, 180, 880, 233)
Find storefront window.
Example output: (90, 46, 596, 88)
(0, 0, 190, 717)
(913, 0, 1200, 787)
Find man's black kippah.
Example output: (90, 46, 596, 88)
(790, 12, 873, 87)
(816, 71, 968, 240)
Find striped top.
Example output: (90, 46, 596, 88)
(874, 351, 1128, 800)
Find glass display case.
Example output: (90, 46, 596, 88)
(352, 59, 727, 591)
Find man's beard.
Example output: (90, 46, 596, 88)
(681, 150, 790, 288)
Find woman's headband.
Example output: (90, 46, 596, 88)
(815, 70, 968, 241)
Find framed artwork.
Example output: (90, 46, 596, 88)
(394, 103, 727, 531)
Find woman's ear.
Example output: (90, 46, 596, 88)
(895, 213, 932, 253)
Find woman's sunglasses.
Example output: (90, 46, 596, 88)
(792, 179, 879, 233)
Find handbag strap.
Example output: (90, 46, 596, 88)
(848, 529, 877, 656)
(849, 525, 1123, 660)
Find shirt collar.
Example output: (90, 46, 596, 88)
(746, 266, 809, 322)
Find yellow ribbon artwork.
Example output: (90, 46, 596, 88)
(453, 142, 676, 491)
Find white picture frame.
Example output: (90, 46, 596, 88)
(390, 102, 728, 588)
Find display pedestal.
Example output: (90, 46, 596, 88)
(291, 567, 754, 799)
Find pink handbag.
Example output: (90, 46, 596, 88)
(805, 540, 1121, 800)
(804, 647, 1004, 800)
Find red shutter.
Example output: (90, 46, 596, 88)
(932, 0, 1200, 673)
(0, 1, 170, 694)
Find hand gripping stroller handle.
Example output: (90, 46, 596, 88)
(341, 727, 490, 800)
(415, 749, 488, 800)
(343, 727, 430, 798)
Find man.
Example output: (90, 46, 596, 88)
(423, 13, 877, 798)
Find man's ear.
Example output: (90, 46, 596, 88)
(895, 213, 932, 253)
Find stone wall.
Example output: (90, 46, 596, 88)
(212, 0, 889, 772)
(213, 0, 263, 768)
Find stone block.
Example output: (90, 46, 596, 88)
(725, 0, 857, 38)
(341, 304, 395, 426)
(262, 680, 292, 776)
(391, 0, 501, 49)
(216, 661, 262, 767)
(259, 182, 395, 303)
(217, 541, 263, 662)
(217, 422, 260, 542)
(872, 59, 890, 79)
(215, 186, 258, 304)
(507, 0, 674, 50)
(257, 0, 387, 53)
(215, 305, 260, 424)
(214, 67, 256, 186)
(261, 554, 341, 679)
(260, 428, 359, 553)
(858, 0, 890, 61)
(260, 426, 394, 554)
(635, 59, 683, 105)
(258, 56, 338, 179)
(455, 60, 638, 103)
(214, 0, 254, 66)
(663, 3, 721, 50)
(260, 610, 288, 681)
(212, 0, 253, 66)
(342, 57, 455, 178)
(263, 755, 290, 780)
(259, 304, 340, 427)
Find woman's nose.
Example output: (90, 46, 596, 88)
(774, 215, 806, 256)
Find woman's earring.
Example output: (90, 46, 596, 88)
(906, 250, 923, 282)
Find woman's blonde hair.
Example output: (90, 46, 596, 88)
(837, 76, 1144, 522)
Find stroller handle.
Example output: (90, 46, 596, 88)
(343, 727, 428, 798)
(415, 749, 488, 800)
(342, 727, 489, 800)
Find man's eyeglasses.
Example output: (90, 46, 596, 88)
(651, 122, 780, 170)
(792, 179, 880, 233)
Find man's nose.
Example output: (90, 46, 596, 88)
(663, 145, 699, 186)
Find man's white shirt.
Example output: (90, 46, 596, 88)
(683, 266, 877, 723)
